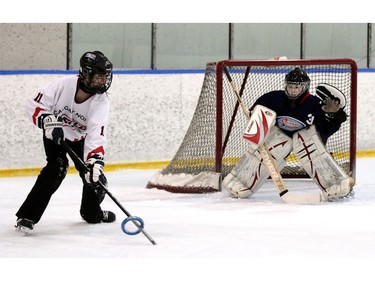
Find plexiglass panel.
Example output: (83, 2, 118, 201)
(1, 23, 369, 70)
(155, 23, 229, 69)
(370, 23, 375, 68)
(71, 23, 152, 69)
(232, 23, 301, 60)
(305, 23, 367, 68)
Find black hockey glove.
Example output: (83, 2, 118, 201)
(324, 108, 347, 123)
(40, 114, 64, 145)
(84, 157, 107, 188)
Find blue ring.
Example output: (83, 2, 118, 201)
(121, 216, 145, 235)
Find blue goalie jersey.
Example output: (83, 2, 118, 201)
(250, 90, 346, 144)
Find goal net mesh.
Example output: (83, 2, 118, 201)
(147, 59, 357, 193)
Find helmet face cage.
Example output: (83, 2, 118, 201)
(284, 67, 310, 100)
(79, 51, 113, 94)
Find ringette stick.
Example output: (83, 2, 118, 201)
(223, 66, 322, 204)
(61, 141, 157, 244)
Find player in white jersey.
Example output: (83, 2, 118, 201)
(15, 51, 116, 234)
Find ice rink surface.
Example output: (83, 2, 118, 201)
(1, 158, 375, 281)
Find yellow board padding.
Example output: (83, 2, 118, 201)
(1, 150, 374, 178)
(0, 160, 170, 178)
(356, 150, 375, 158)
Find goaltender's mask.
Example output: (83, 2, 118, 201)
(284, 67, 310, 100)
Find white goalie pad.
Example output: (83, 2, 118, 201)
(316, 83, 346, 109)
(223, 126, 292, 198)
(243, 105, 276, 150)
(292, 125, 353, 201)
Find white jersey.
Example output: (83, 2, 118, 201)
(26, 75, 109, 161)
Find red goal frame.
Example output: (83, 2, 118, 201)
(216, 59, 357, 179)
(146, 58, 357, 193)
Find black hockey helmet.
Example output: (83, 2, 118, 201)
(79, 51, 113, 94)
(284, 67, 310, 100)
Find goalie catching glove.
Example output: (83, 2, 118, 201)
(39, 114, 64, 145)
(84, 156, 107, 188)
(316, 83, 347, 123)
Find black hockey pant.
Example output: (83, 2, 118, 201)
(16, 137, 105, 224)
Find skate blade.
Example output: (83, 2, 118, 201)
(15, 225, 32, 235)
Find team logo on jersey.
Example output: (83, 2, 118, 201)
(61, 114, 86, 133)
(276, 116, 306, 131)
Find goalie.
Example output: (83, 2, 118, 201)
(223, 67, 354, 201)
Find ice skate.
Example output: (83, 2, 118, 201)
(15, 218, 35, 235)
(102, 210, 116, 223)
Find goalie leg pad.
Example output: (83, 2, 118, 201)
(292, 125, 354, 201)
(223, 127, 292, 198)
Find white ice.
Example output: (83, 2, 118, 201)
(1, 158, 375, 281)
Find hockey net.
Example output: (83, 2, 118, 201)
(146, 59, 357, 193)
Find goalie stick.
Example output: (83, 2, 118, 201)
(61, 141, 157, 245)
(223, 66, 323, 204)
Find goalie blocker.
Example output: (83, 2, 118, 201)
(223, 105, 354, 201)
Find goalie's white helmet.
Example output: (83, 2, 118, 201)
(284, 67, 310, 100)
